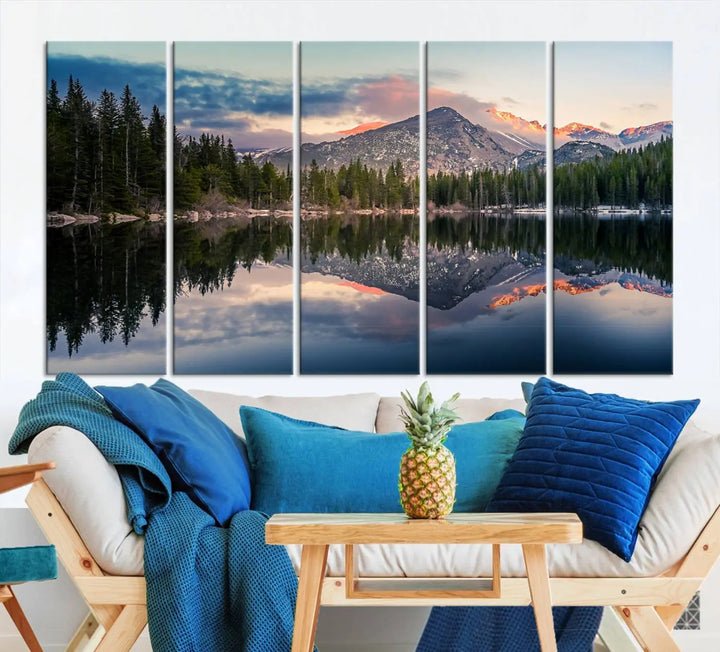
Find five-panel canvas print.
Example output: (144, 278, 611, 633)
(46, 42, 673, 375)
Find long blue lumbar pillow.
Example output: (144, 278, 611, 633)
(241, 406, 526, 516)
(487, 377, 699, 561)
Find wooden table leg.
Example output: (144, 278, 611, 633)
(3, 587, 43, 652)
(522, 544, 557, 652)
(292, 544, 329, 652)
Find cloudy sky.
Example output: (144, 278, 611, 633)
(174, 42, 293, 151)
(301, 42, 419, 142)
(555, 42, 672, 131)
(428, 41, 546, 131)
(47, 42, 166, 114)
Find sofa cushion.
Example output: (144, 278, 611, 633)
(27, 413, 720, 579)
(488, 378, 699, 561)
(188, 390, 380, 438)
(376, 397, 526, 434)
(96, 379, 251, 526)
(242, 407, 526, 515)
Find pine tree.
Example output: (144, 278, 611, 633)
(47, 79, 70, 210)
(63, 76, 94, 212)
(95, 89, 121, 213)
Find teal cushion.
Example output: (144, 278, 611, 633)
(521, 381, 535, 404)
(486, 409, 525, 421)
(96, 379, 251, 526)
(241, 406, 525, 515)
(0, 545, 57, 584)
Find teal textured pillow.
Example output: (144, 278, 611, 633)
(521, 381, 535, 404)
(241, 406, 525, 515)
(488, 378, 699, 561)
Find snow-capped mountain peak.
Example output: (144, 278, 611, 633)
(487, 108, 545, 135)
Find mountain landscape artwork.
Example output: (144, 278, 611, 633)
(426, 42, 547, 373)
(43, 40, 674, 376)
(173, 42, 293, 374)
(553, 42, 673, 373)
(46, 42, 167, 373)
(297, 42, 420, 374)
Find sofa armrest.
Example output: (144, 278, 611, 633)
(27, 426, 144, 576)
(631, 420, 720, 575)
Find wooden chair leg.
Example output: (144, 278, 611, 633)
(292, 544, 329, 652)
(3, 586, 43, 652)
(616, 606, 680, 652)
(656, 603, 688, 630)
(95, 605, 147, 652)
(68, 612, 103, 652)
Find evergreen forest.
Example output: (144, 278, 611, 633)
(428, 165, 546, 210)
(426, 137, 672, 212)
(174, 131, 292, 211)
(301, 159, 419, 210)
(47, 77, 166, 215)
(554, 137, 672, 210)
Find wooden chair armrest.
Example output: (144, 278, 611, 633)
(0, 462, 55, 494)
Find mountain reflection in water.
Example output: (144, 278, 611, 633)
(301, 213, 419, 374)
(553, 213, 672, 374)
(427, 212, 546, 373)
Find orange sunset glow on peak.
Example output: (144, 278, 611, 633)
(337, 121, 390, 136)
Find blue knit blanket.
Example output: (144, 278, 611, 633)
(9, 373, 300, 652)
(418, 605, 603, 651)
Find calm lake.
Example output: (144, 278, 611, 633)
(46, 221, 166, 374)
(553, 214, 672, 373)
(173, 216, 293, 374)
(301, 213, 419, 374)
(427, 212, 546, 374)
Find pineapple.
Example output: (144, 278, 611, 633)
(398, 382, 460, 519)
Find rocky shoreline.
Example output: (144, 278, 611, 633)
(49, 206, 424, 226)
(173, 207, 419, 221)
(174, 208, 293, 222)
(430, 206, 546, 215)
(301, 207, 417, 218)
(47, 212, 164, 227)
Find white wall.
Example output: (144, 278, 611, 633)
(1, 1, 719, 649)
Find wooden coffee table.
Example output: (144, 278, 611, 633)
(266, 513, 583, 652)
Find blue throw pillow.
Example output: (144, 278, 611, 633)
(96, 379, 251, 526)
(241, 406, 525, 515)
(487, 378, 699, 561)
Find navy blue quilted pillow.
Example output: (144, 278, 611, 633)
(487, 378, 699, 561)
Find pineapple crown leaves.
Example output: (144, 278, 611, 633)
(400, 381, 461, 449)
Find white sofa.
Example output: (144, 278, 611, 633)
(23, 389, 720, 651)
